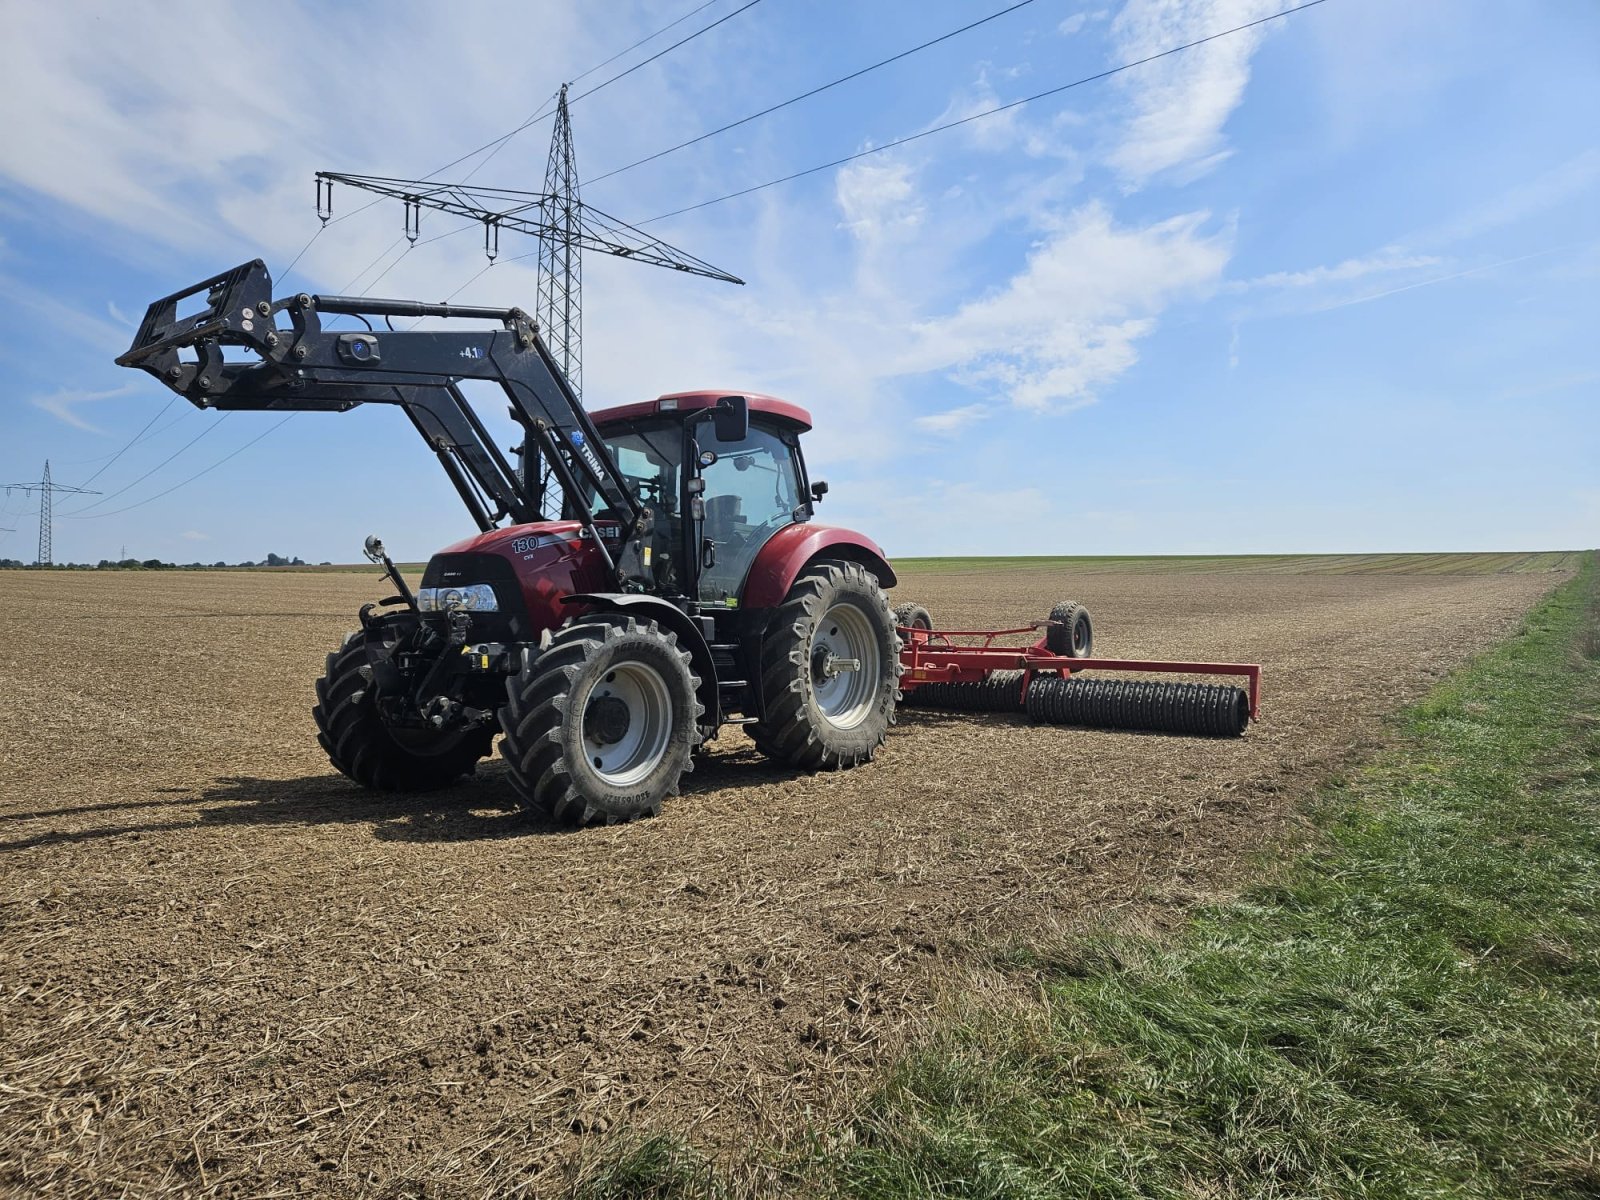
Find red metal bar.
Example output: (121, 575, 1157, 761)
(897, 626, 1262, 719)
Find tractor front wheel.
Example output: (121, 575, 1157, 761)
(312, 626, 493, 792)
(751, 559, 900, 770)
(499, 615, 701, 826)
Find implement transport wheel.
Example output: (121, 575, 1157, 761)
(752, 559, 900, 770)
(1046, 600, 1093, 658)
(500, 614, 701, 826)
(892, 602, 933, 632)
(313, 624, 494, 792)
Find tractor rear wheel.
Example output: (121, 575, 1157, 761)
(313, 626, 493, 792)
(499, 614, 701, 826)
(751, 559, 900, 770)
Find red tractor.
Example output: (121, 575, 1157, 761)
(117, 262, 904, 825)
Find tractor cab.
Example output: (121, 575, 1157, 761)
(584, 392, 820, 607)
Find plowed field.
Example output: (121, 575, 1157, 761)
(0, 558, 1570, 1196)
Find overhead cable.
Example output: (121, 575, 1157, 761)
(641, 0, 1329, 224)
(64, 417, 295, 520)
(587, 0, 1039, 185)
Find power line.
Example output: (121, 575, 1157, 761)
(587, 0, 1039, 186)
(63, 417, 295, 520)
(64, 419, 297, 521)
(77, 395, 180, 488)
(568, 0, 722, 85)
(61, 417, 231, 516)
(641, 0, 1329, 224)
(318, 0, 757, 236)
(569, 0, 764, 104)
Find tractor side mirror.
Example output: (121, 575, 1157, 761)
(810, 480, 829, 503)
(712, 394, 749, 443)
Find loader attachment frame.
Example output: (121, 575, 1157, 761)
(115, 260, 646, 586)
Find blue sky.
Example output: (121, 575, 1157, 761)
(0, 0, 1595, 565)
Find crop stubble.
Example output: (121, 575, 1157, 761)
(0, 562, 1566, 1195)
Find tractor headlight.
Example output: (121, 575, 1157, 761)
(416, 583, 499, 612)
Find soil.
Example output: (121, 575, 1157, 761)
(0, 563, 1566, 1196)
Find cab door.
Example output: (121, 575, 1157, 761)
(694, 417, 805, 603)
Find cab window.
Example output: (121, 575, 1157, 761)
(697, 419, 803, 601)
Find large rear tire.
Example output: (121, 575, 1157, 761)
(499, 615, 701, 826)
(312, 626, 493, 792)
(750, 559, 900, 770)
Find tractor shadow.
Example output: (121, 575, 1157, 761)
(2, 717, 1016, 854)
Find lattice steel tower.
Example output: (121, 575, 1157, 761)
(2, 461, 100, 566)
(538, 85, 584, 399)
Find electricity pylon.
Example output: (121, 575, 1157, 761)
(316, 86, 742, 405)
(3, 461, 100, 566)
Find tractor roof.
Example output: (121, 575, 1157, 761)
(590, 391, 813, 432)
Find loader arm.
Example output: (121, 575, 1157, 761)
(114, 260, 647, 584)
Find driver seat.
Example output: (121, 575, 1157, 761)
(705, 494, 742, 543)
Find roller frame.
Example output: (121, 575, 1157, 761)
(897, 623, 1261, 721)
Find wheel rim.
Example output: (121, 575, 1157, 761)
(583, 662, 673, 786)
(811, 602, 880, 729)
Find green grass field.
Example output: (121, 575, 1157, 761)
(825, 554, 1600, 1199)
(568, 552, 1600, 1198)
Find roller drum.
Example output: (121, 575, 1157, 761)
(1025, 676, 1249, 737)
(903, 669, 1024, 713)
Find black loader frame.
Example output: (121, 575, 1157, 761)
(116, 259, 652, 585)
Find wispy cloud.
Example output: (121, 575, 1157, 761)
(914, 403, 990, 434)
(1229, 250, 1441, 292)
(1312, 245, 1569, 313)
(1423, 149, 1600, 247)
(1108, 0, 1284, 188)
(30, 384, 138, 434)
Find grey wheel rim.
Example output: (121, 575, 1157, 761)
(583, 662, 673, 786)
(811, 602, 880, 729)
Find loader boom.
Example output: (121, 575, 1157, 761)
(115, 260, 646, 583)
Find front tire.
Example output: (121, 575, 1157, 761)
(499, 615, 701, 826)
(751, 559, 900, 770)
(312, 626, 492, 792)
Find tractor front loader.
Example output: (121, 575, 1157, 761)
(115, 260, 1260, 828)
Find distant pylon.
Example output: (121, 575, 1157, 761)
(2, 461, 100, 566)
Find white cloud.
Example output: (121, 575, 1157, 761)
(903, 201, 1231, 410)
(1059, 13, 1089, 36)
(835, 160, 923, 244)
(181, 529, 209, 541)
(1108, 0, 1283, 187)
(1229, 250, 1442, 292)
(30, 384, 139, 434)
(914, 403, 991, 435)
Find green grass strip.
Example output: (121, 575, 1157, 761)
(833, 553, 1600, 1199)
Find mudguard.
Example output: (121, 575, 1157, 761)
(740, 524, 896, 612)
(561, 593, 719, 724)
